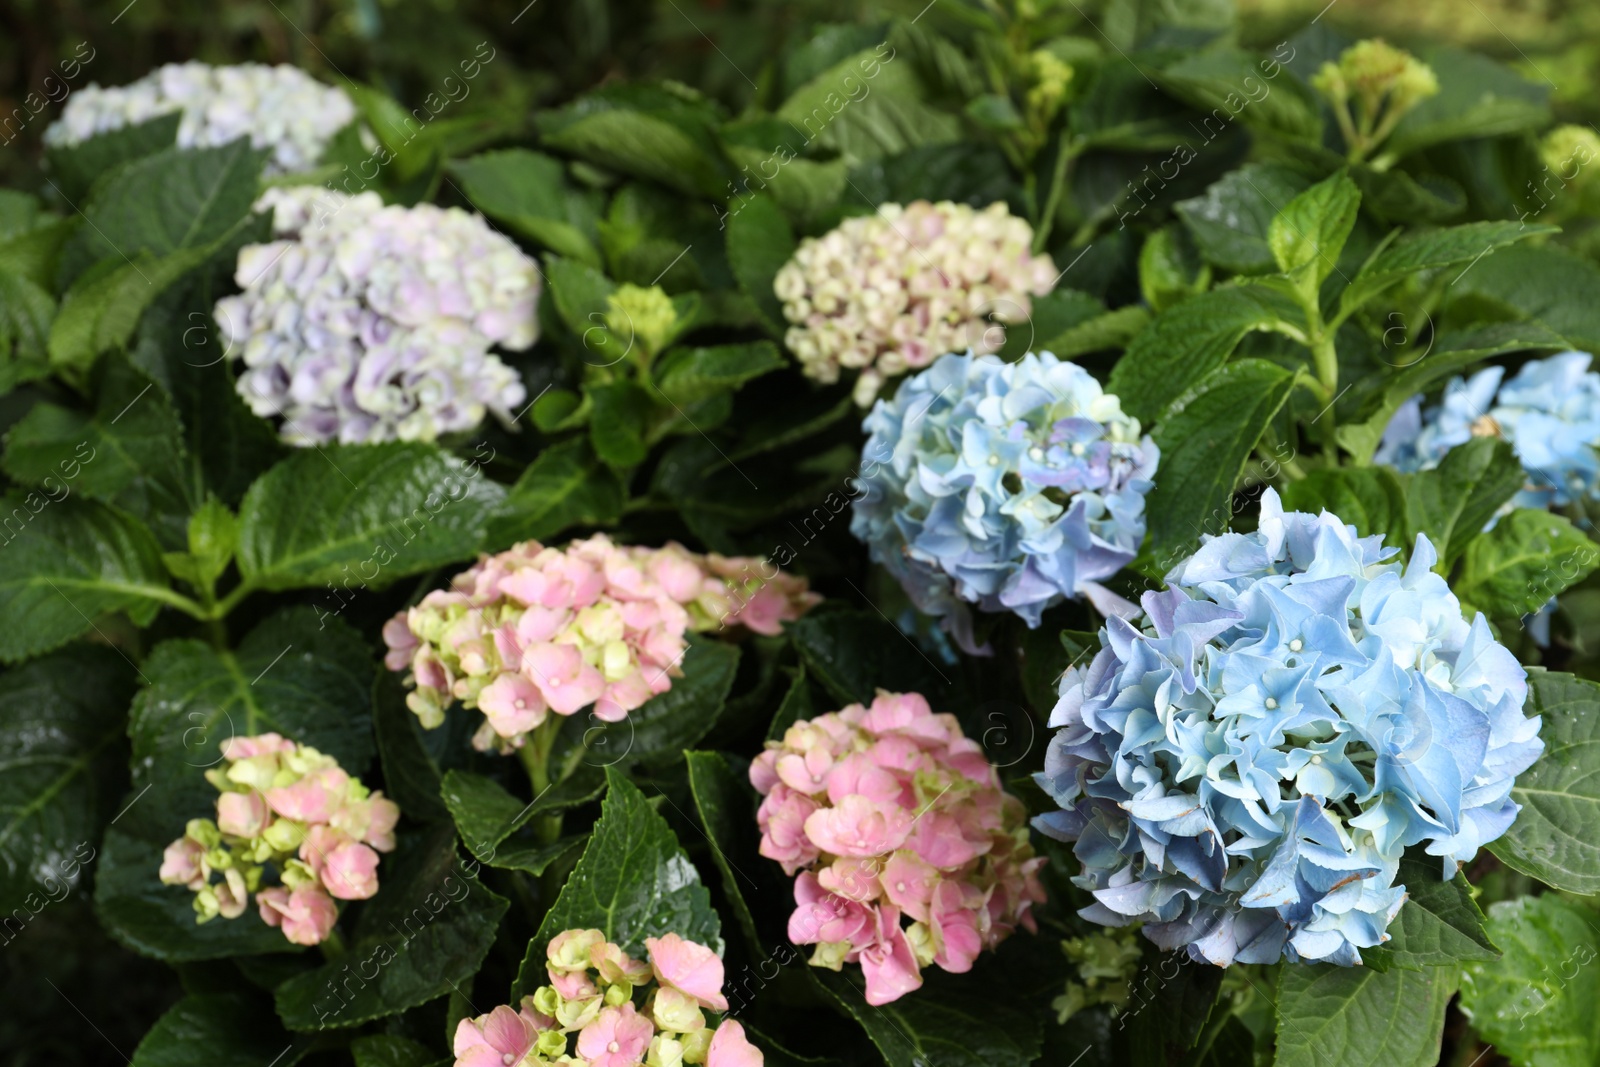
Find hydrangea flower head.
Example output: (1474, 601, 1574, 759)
(453, 928, 760, 1067)
(773, 201, 1058, 405)
(44, 62, 357, 176)
(213, 186, 538, 445)
(384, 535, 819, 751)
(1376, 352, 1600, 509)
(750, 691, 1046, 1004)
(159, 732, 398, 946)
(1034, 490, 1544, 966)
(852, 351, 1157, 651)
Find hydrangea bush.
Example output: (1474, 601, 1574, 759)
(5, 8, 1600, 1067)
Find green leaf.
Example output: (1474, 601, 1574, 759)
(1456, 509, 1599, 618)
(1403, 436, 1523, 569)
(273, 822, 510, 1030)
(1386, 45, 1551, 158)
(1363, 851, 1499, 972)
(787, 610, 953, 707)
(43, 113, 181, 204)
(1489, 669, 1600, 893)
(1280, 466, 1408, 551)
(95, 609, 377, 960)
(48, 246, 217, 375)
(0, 494, 172, 664)
(350, 1034, 437, 1067)
(1125, 950, 1224, 1064)
(440, 767, 605, 860)
(1336, 321, 1571, 462)
(685, 750, 763, 953)
(58, 140, 265, 288)
(237, 443, 504, 591)
(541, 101, 726, 198)
(1269, 171, 1360, 288)
(777, 47, 960, 161)
(1444, 244, 1600, 352)
(1042, 306, 1151, 360)
(0, 646, 135, 918)
(1143, 359, 1297, 564)
(1174, 164, 1312, 275)
(1139, 227, 1209, 313)
(1459, 894, 1600, 1067)
(588, 380, 652, 469)
(544, 255, 617, 338)
(767, 665, 816, 741)
(813, 960, 1044, 1067)
(657, 342, 784, 405)
(1273, 963, 1456, 1067)
(623, 637, 740, 767)
(130, 992, 310, 1067)
(1337, 221, 1555, 321)
(1158, 49, 1323, 141)
(725, 195, 796, 337)
(372, 671, 447, 823)
(448, 148, 601, 265)
(486, 438, 623, 550)
(3, 353, 194, 547)
(0, 269, 54, 395)
(1106, 285, 1297, 423)
(512, 768, 720, 998)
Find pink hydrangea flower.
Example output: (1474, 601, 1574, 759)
(575, 1003, 654, 1067)
(256, 883, 338, 945)
(751, 691, 1045, 1003)
(707, 1019, 764, 1067)
(453, 1003, 544, 1067)
(383, 535, 820, 754)
(161, 734, 397, 947)
(646, 933, 729, 1011)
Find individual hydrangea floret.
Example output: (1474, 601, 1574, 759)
(384, 534, 820, 752)
(1034, 489, 1544, 966)
(213, 186, 538, 445)
(851, 351, 1157, 652)
(773, 200, 1058, 406)
(750, 691, 1046, 1004)
(1376, 352, 1600, 510)
(159, 733, 399, 946)
(44, 62, 357, 176)
(452, 928, 761, 1067)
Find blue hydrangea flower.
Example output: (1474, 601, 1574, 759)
(1033, 490, 1544, 966)
(1376, 351, 1600, 509)
(851, 351, 1158, 652)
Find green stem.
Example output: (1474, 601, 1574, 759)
(211, 579, 258, 619)
(1310, 330, 1339, 398)
(517, 721, 563, 846)
(120, 584, 210, 621)
(319, 926, 347, 961)
(1032, 139, 1076, 251)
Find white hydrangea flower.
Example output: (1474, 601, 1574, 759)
(773, 200, 1059, 406)
(213, 187, 538, 446)
(44, 62, 357, 176)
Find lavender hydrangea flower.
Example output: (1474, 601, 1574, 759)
(44, 62, 358, 176)
(851, 351, 1157, 652)
(1376, 352, 1600, 509)
(1034, 490, 1543, 966)
(213, 187, 537, 446)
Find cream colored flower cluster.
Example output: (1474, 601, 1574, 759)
(773, 201, 1058, 405)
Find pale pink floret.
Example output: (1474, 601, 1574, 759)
(645, 933, 729, 1011)
(524, 642, 606, 716)
(216, 791, 270, 837)
(256, 883, 338, 945)
(264, 765, 349, 823)
(319, 838, 382, 900)
(453, 1003, 540, 1067)
(859, 906, 922, 1005)
(478, 672, 549, 737)
(575, 1003, 654, 1067)
(159, 837, 207, 889)
(220, 732, 296, 760)
(707, 1019, 765, 1067)
(803, 795, 913, 857)
(756, 787, 820, 875)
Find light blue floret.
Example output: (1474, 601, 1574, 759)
(1033, 490, 1543, 966)
(1376, 351, 1600, 509)
(850, 351, 1158, 652)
